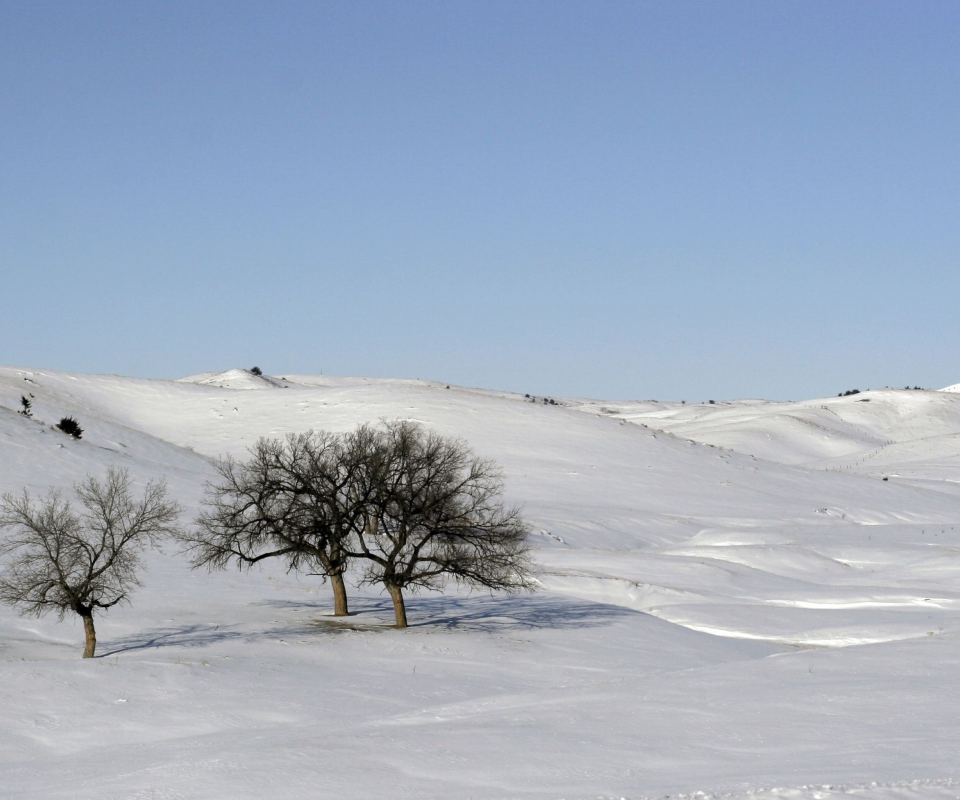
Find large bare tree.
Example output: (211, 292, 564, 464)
(0, 469, 182, 658)
(352, 420, 536, 627)
(180, 428, 381, 616)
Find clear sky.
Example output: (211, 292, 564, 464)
(2, 1, 958, 401)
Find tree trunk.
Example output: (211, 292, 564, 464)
(81, 611, 96, 659)
(331, 571, 349, 616)
(386, 583, 407, 628)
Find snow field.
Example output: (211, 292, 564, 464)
(1, 367, 960, 799)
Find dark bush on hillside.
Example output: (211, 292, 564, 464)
(55, 417, 83, 439)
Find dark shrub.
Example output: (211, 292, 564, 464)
(56, 417, 83, 439)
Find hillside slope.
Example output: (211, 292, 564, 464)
(572, 389, 960, 482)
(1, 366, 959, 800)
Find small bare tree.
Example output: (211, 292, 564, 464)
(0, 469, 182, 658)
(180, 428, 381, 616)
(353, 421, 536, 627)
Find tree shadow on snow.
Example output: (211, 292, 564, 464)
(269, 592, 638, 633)
(99, 595, 636, 656)
(99, 623, 256, 656)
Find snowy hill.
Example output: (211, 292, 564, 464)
(1, 366, 959, 799)
(573, 389, 960, 483)
(178, 368, 292, 390)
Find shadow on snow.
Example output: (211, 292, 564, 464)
(99, 624, 251, 656)
(296, 593, 636, 632)
(100, 593, 636, 656)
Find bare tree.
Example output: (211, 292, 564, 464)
(352, 421, 536, 627)
(0, 469, 182, 658)
(180, 428, 381, 616)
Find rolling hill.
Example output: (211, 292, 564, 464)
(1, 366, 959, 800)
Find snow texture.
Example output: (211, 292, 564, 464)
(2, 367, 960, 799)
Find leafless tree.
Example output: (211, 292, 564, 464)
(0, 469, 182, 658)
(180, 428, 381, 616)
(352, 421, 536, 627)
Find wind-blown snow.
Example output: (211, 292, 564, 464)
(1, 367, 959, 799)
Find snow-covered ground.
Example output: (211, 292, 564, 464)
(2, 366, 959, 799)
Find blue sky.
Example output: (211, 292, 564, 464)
(2, 1, 958, 400)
